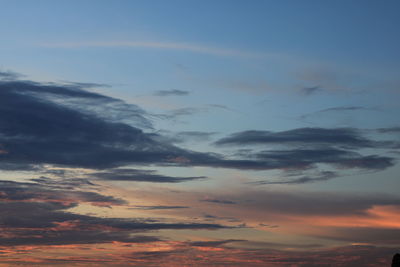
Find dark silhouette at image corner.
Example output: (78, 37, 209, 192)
(392, 253, 400, 267)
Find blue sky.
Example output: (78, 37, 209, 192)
(0, 1, 400, 266)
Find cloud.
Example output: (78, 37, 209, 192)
(301, 86, 322, 95)
(253, 149, 394, 170)
(31, 175, 95, 189)
(124, 244, 398, 266)
(152, 130, 217, 144)
(215, 128, 396, 172)
(0, 178, 398, 263)
(0, 77, 395, 175)
(318, 106, 371, 113)
(162, 107, 204, 119)
(58, 80, 110, 89)
(157, 104, 233, 122)
(0, 179, 126, 207)
(40, 41, 260, 58)
(0, 179, 229, 246)
(299, 106, 377, 120)
(215, 129, 395, 176)
(1, 242, 395, 267)
(154, 89, 190, 96)
(295, 67, 354, 94)
(175, 131, 217, 142)
(0, 70, 23, 80)
(189, 239, 244, 247)
(186, 152, 393, 172)
(0, 203, 227, 246)
(206, 104, 231, 110)
(377, 127, 400, 133)
(129, 205, 189, 210)
(0, 79, 187, 169)
(89, 168, 207, 183)
(200, 198, 237, 205)
(210, 190, 400, 216)
(153, 107, 212, 123)
(314, 227, 400, 245)
(250, 171, 338, 185)
(215, 128, 378, 148)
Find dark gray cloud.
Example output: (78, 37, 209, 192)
(129, 205, 189, 210)
(0, 179, 229, 246)
(127, 250, 187, 261)
(0, 162, 43, 171)
(0, 78, 395, 175)
(0, 80, 337, 172)
(215, 128, 377, 148)
(318, 106, 369, 112)
(258, 224, 279, 228)
(89, 168, 207, 183)
(250, 171, 338, 185)
(154, 89, 190, 96)
(377, 126, 400, 133)
(334, 155, 395, 169)
(202, 214, 242, 223)
(228, 145, 394, 177)
(0, 86, 299, 172)
(213, 126, 398, 184)
(30, 177, 96, 190)
(200, 198, 237, 205)
(254, 149, 394, 170)
(189, 239, 244, 247)
(0, 200, 227, 245)
(166, 107, 203, 118)
(299, 106, 376, 120)
(238, 240, 321, 249)
(0, 79, 189, 169)
(0, 70, 23, 80)
(206, 104, 230, 110)
(301, 86, 322, 95)
(0, 179, 126, 206)
(215, 128, 396, 174)
(0, 232, 161, 246)
(58, 80, 110, 89)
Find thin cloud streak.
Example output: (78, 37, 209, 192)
(39, 41, 265, 58)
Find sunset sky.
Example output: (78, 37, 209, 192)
(1, 1, 400, 266)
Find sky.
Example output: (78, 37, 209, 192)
(0, 0, 400, 266)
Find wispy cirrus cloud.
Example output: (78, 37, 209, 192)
(129, 205, 189, 210)
(249, 171, 339, 185)
(89, 168, 207, 183)
(299, 106, 379, 121)
(39, 41, 263, 58)
(200, 198, 237, 205)
(153, 89, 190, 96)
